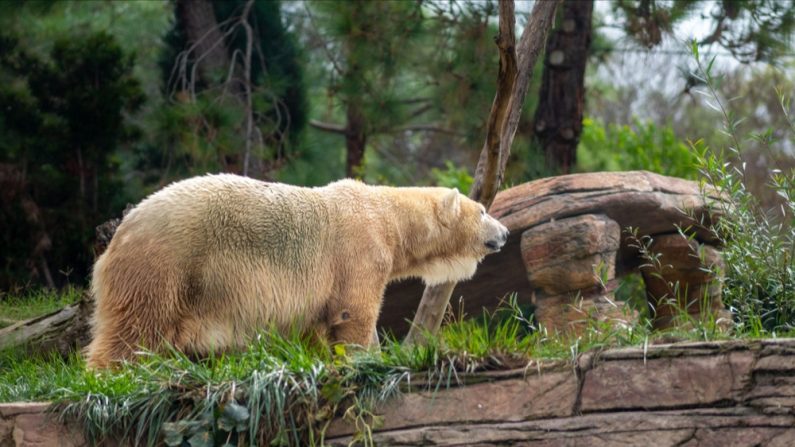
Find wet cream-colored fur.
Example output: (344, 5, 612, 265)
(86, 174, 508, 368)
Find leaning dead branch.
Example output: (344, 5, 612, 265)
(405, 0, 562, 345)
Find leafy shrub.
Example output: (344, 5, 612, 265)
(577, 118, 700, 179)
(690, 43, 795, 333)
(430, 161, 474, 193)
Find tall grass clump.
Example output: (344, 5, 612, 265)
(0, 331, 410, 447)
(689, 42, 795, 334)
(1, 290, 742, 446)
(0, 287, 82, 326)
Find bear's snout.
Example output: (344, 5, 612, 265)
(484, 225, 509, 252)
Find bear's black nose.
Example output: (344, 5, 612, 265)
(485, 239, 504, 252)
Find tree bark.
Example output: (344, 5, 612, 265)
(0, 299, 94, 357)
(404, 0, 561, 345)
(468, 0, 518, 208)
(175, 0, 233, 89)
(240, 0, 257, 177)
(345, 102, 367, 178)
(0, 164, 56, 289)
(533, 0, 593, 174)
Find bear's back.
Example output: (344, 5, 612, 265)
(112, 174, 332, 263)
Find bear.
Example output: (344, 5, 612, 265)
(85, 173, 509, 368)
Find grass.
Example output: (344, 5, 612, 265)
(0, 291, 757, 447)
(0, 287, 82, 328)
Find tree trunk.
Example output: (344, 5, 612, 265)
(175, 0, 233, 88)
(176, 0, 263, 177)
(533, 0, 593, 174)
(345, 102, 367, 178)
(405, 0, 561, 345)
(0, 163, 56, 289)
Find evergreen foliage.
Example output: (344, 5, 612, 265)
(159, 0, 306, 144)
(0, 30, 143, 288)
(613, 0, 795, 62)
(155, 0, 307, 179)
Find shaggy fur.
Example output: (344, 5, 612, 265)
(85, 174, 508, 368)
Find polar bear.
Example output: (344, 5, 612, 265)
(85, 174, 508, 368)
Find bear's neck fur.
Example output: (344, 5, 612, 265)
(326, 181, 480, 285)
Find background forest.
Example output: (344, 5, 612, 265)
(1, 0, 794, 293)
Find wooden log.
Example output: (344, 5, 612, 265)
(0, 208, 128, 356)
(0, 298, 93, 357)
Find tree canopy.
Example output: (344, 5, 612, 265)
(0, 0, 793, 290)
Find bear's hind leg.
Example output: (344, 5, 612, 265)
(85, 330, 140, 369)
(327, 284, 385, 348)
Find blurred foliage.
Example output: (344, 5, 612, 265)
(587, 62, 795, 212)
(612, 0, 795, 63)
(0, 30, 143, 289)
(292, 0, 547, 186)
(577, 118, 700, 179)
(296, 0, 429, 182)
(309, 0, 424, 128)
(153, 0, 307, 180)
(430, 162, 474, 194)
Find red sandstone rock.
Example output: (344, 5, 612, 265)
(382, 171, 725, 336)
(5, 339, 795, 447)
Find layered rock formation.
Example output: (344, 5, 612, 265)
(381, 171, 727, 334)
(327, 339, 795, 446)
(6, 339, 795, 446)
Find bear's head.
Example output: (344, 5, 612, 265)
(420, 188, 509, 285)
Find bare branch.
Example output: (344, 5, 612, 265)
(407, 103, 434, 120)
(309, 119, 348, 134)
(389, 125, 462, 136)
(241, 0, 256, 176)
(469, 0, 518, 207)
(303, 2, 346, 77)
(398, 97, 433, 104)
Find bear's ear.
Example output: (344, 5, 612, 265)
(439, 188, 461, 223)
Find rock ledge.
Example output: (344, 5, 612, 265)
(4, 338, 795, 446)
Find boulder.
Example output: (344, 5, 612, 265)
(640, 234, 728, 329)
(380, 171, 725, 335)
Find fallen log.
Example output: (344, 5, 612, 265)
(0, 210, 127, 356)
(0, 298, 92, 357)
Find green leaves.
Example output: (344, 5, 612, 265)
(689, 46, 795, 333)
(577, 118, 700, 180)
(162, 419, 210, 447)
(161, 401, 249, 447)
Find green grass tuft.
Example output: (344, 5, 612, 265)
(1, 289, 791, 446)
(0, 287, 82, 327)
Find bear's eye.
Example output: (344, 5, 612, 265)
(480, 209, 486, 216)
